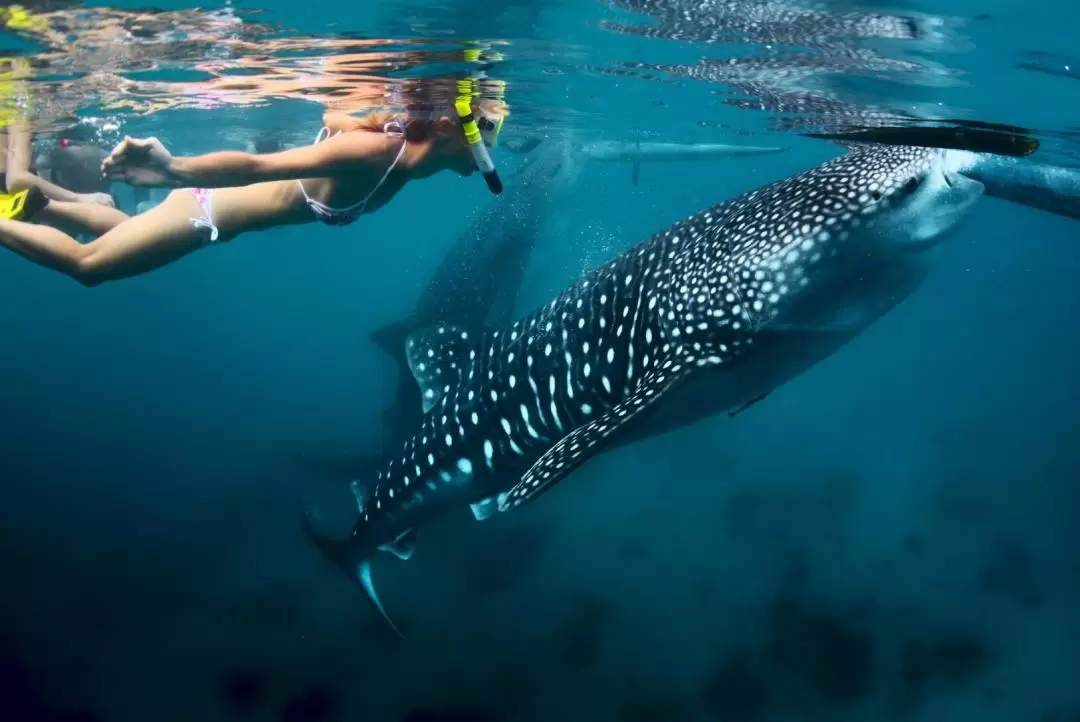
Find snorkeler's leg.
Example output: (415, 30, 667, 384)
(6, 122, 115, 206)
(4, 121, 83, 202)
(0, 192, 206, 286)
(37, 199, 130, 235)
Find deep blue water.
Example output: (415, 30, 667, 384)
(3, 1, 1080, 721)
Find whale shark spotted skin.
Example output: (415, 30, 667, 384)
(290, 137, 785, 483)
(303, 144, 984, 633)
(599, 0, 949, 48)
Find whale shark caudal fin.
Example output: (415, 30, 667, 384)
(498, 357, 694, 512)
(300, 504, 404, 638)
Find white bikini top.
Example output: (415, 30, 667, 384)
(296, 121, 407, 226)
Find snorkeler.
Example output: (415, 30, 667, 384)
(0, 93, 507, 286)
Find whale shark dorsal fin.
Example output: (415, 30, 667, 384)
(498, 361, 693, 512)
(405, 324, 490, 413)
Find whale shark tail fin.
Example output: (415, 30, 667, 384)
(300, 505, 403, 638)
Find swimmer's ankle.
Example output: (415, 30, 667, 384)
(22, 187, 50, 220)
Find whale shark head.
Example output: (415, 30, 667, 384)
(702, 144, 984, 334)
(853, 145, 985, 250)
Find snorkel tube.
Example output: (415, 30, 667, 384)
(455, 79, 503, 195)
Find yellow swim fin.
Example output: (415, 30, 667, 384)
(2, 6, 49, 33)
(0, 187, 48, 221)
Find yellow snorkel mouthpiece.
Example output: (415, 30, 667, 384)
(455, 79, 503, 195)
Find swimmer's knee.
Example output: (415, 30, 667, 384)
(68, 247, 106, 287)
(5, 171, 30, 195)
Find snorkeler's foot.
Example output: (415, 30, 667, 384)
(0, 186, 49, 221)
(75, 192, 116, 208)
(20, 187, 50, 220)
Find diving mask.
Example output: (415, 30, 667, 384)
(477, 114, 504, 148)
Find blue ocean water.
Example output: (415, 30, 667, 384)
(2, 1, 1080, 721)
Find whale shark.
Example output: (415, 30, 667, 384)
(289, 136, 785, 482)
(596, 149, 1080, 442)
(598, 0, 952, 49)
(302, 143, 984, 633)
(291, 139, 582, 481)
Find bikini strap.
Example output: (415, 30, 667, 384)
(313, 126, 339, 144)
(364, 135, 407, 203)
(297, 129, 408, 217)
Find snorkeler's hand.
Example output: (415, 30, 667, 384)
(101, 136, 178, 187)
(75, 192, 116, 208)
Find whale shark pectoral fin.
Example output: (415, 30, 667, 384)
(378, 528, 418, 560)
(498, 363, 692, 511)
(300, 505, 404, 638)
(469, 496, 499, 521)
(406, 324, 491, 413)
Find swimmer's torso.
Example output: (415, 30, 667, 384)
(181, 130, 408, 239)
(184, 169, 405, 239)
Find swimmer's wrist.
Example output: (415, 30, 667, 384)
(165, 156, 193, 187)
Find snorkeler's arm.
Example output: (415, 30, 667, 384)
(6, 167, 85, 202)
(5, 126, 82, 202)
(166, 132, 390, 187)
(103, 133, 390, 188)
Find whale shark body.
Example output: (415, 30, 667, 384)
(303, 144, 985, 633)
(290, 136, 784, 482)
